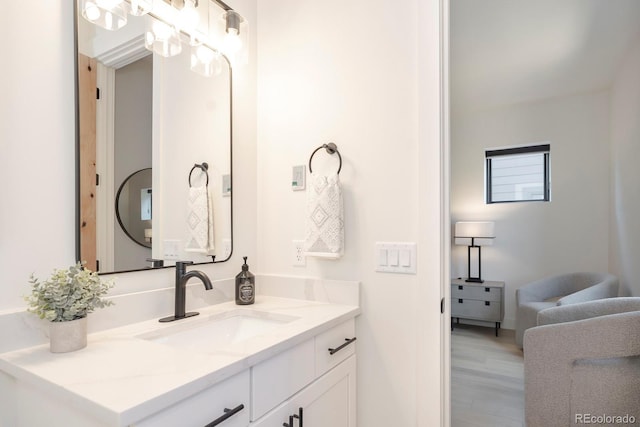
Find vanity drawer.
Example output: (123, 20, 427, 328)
(315, 318, 356, 376)
(451, 298, 501, 322)
(251, 338, 315, 421)
(131, 370, 249, 427)
(451, 284, 501, 302)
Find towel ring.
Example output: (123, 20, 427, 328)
(309, 143, 342, 174)
(188, 162, 209, 187)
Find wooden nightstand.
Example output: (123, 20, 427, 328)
(451, 279, 505, 336)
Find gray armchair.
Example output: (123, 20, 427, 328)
(524, 298, 640, 427)
(515, 272, 618, 347)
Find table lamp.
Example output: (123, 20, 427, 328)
(454, 221, 495, 283)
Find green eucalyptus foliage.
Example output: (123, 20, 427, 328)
(25, 263, 114, 322)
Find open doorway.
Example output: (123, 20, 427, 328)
(448, 1, 640, 425)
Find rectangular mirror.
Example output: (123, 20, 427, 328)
(75, 0, 233, 274)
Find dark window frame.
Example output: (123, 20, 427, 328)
(485, 144, 550, 204)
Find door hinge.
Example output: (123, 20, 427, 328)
(96, 173, 100, 186)
(96, 87, 100, 100)
(440, 298, 445, 314)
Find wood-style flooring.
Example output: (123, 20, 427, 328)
(451, 324, 525, 427)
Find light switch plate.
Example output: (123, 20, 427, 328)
(375, 242, 417, 274)
(222, 174, 231, 197)
(163, 239, 181, 260)
(292, 165, 306, 191)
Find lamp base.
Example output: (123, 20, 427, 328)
(465, 277, 484, 283)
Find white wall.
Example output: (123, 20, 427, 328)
(0, 3, 76, 311)
(610, 35, 640, 297)
(256, 0, 443, 425)
(451, 90, 611, 328)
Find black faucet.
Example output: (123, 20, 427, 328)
(159, 261, 213, 322)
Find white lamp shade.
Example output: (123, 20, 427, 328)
(454, 221, 495, 246)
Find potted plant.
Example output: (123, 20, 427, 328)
(25, 262, 114, 353)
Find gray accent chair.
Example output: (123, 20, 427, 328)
(515, 272, 618, 347)
(524, 298, 640, 427)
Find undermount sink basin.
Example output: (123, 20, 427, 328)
(138, 310, 298, 353)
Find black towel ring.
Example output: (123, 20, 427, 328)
(309, 143, 342, 174)
(188, 162, 209, 187)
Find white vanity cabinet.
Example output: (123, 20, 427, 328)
(251, 319, 357, 427)
(0, 297, 359, 427)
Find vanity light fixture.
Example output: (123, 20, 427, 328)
(176, 0, 200, 31)
(191, 44, 223, 77)
(81, 0, 127, 31)
(223, 10, 243, 54)
(145, 17, 182, 57)
(81, 0, 248, 71)
(129, 0, 152, 16)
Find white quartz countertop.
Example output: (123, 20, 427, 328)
(0, 296, 360, 426)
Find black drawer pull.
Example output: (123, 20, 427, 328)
(458, 298, 463, 304)
(205, 404, 244, 427)
(458, 285, 463, 290)
(283, 414, 294, 427)
(484, 287, 490, 292)
(328, 337, 357, 355)
(485, 301, 490, 306)
(294, 407, 303, 427)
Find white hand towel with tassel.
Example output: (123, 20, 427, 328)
(185, 185, 215, 255)
(303, 172, 344, 258)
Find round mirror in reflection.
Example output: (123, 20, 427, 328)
(115, 168, 152, 248)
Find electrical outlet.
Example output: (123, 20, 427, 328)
(292, 240, 306, 266)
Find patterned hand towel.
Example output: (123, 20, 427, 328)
(185, 185, 215, 254)
(304, 172, 344, 259)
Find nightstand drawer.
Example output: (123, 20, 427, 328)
(451, 298, 501, 322)
(451, 284, 501, 302)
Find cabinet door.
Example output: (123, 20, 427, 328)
(250, 355, 356, 427)
(294, 355, 356, 427)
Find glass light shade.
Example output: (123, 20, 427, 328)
(222, 10, 243, 54)
(129, 0, 152, 16)
(81, 0, 127, 31)
(191, 45, 222, 77)
(177, 0, 199, 31)
(145, 19, 182, 58)
(454, 221, 495, 246)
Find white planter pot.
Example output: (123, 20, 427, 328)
(49, 317, 88, 353)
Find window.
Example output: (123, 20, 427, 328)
(485, 144, 550, 203)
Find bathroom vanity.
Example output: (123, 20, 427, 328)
(0, 288, 359, 427)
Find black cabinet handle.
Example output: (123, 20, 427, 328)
(284, 408, 304, 427)
(204, 404, 244, 427)
(283, 415, 294, 427)
(458, 285, 463, 290)
(328, 337, 357, 355)
(484, 287, 490, 292)
(295, 407, 303, 427)
(485, 301, 490, 306)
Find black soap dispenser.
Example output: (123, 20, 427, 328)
(235, 256, 255, 305)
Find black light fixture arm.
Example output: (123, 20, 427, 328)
(211, 0, 233, 11)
